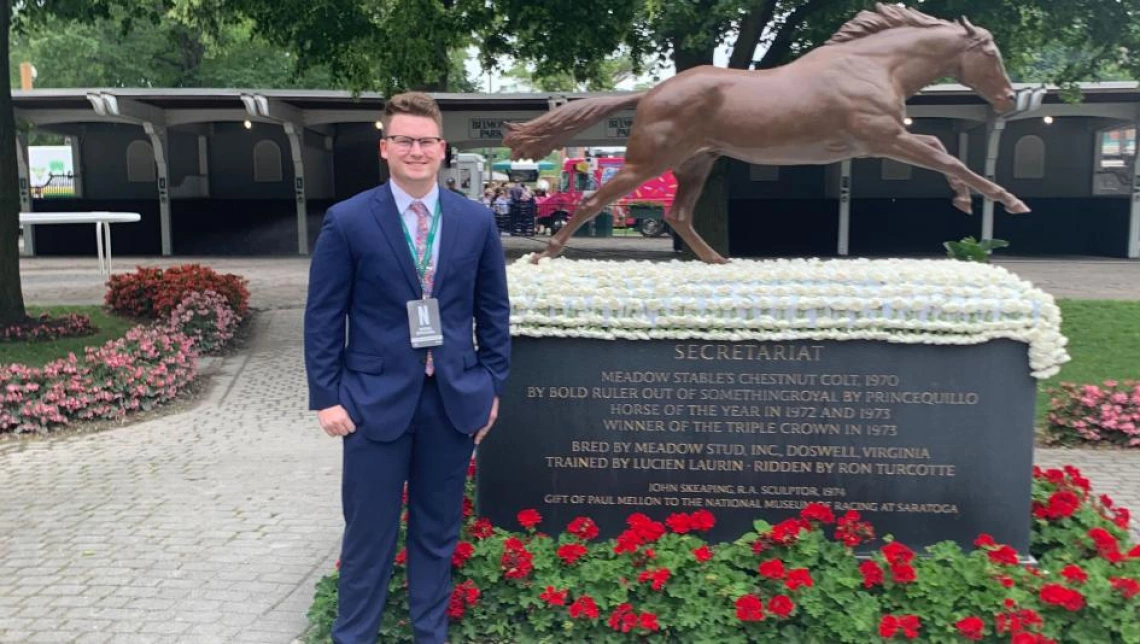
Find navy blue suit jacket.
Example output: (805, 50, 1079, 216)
(304, 182, 511, 442)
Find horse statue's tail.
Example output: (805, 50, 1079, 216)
(504, 92, 646, 160)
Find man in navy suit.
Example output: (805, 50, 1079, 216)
(304, 92, 510, 644)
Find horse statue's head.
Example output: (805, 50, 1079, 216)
(951, 16, 1017, 114)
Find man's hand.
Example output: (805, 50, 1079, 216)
(474, 397, 499, 445)
(318, 405, 356, 437)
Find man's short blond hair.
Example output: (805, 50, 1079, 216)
(381, 92, 443, 133)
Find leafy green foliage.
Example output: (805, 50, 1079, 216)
(945, 236, 1010, 263)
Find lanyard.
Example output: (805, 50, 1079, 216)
(401, 200, 442, 284)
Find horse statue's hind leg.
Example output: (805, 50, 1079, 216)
(664, 151, 727, 264)
(532, 160, 667, 263)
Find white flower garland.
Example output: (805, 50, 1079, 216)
(507, 255, 1070, 380)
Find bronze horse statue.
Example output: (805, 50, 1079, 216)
(505, 3, 1029, 264)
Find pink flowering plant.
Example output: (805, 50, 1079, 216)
(167, 290, 241, 355)
(1044, 380, 1140, 447)
(0, 326, 197, 435)
(1, 312, 95, 343)
(307, 465, 1140, 643)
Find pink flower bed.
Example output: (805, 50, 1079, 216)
(1046, 380, 1140, 446)
(1, 313, 95, 343)
(1, 326, 197, 435)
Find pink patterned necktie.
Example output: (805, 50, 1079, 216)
(410, 200, 435, 376)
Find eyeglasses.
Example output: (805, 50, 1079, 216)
(385, 135, 444, 152)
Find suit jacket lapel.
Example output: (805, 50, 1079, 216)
(433, 191, 460, 297)
(371, 184, 423, 299)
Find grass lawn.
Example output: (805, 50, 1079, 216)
(1036, 299, 1140, 422)
(0, 306, 136, 368)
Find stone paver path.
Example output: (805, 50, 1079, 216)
(2, 247, 1139, 642)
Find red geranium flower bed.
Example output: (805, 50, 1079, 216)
(307, 464, 1139, 643)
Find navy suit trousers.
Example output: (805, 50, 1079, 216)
(332, 376, 475, 644)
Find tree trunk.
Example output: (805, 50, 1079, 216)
(0, 1, 28, 326)
(672, 44, 730, 261)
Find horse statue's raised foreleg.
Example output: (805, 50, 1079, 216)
(909, 134, 974, 213)
(530, 161, 665, 263)
(665, 152, 728, 264)
(871, 132, 1029, 214)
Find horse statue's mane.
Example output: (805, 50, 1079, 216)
(826, 2, 952, 46)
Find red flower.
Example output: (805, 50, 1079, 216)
(800, 502, 835, 524)
(447, 580, 480, 621)
(637, 567, 671, 591)
(557, 542, 588, 566)
(785, 568, 813, 591)
(882, 542, 915, 565)
(569, 595, 599, 620)
(614, 528, 643, 554)
(567, 516, 599, 541)
(501, 539, 534, 580)
(890, 562, 916, 584)
(834, 510, 875, 547)
(608, 603, 635, 633)
(395, 548, 407, 565)
(607, 604, 657, 633)
(539, 586, 569, 606)
(1061, 564, 1087, 584)
(665, 512, 693, 534)
(974, 533, 996, 548)
(987, 545, 1020, 566)
(335, 558, 341, 570)
(879, 615, 899, 638)
(1089, 527, 1124, 562)
(451, 542, 474, 568)
(468, 518, 493, 539)
(997, 575, 1015, 588)
(467, 459, 477, 478)
(1110, 577, 1140, 598)
(758, 558, 786, 580)
(517, 508, 543, 530)
(996, 606, 1044, 635)
(955, 616, 985, 641)
(898, 615, 921, 639)
(627, 513, 666, 542)
(859, 560, 884, 588)
(462, 496, 474, 519)
(1112, 507, 1131, 530)
(1044, 490, 1080, 519)
(692, 545, 713, 562)
(1040, 583, 1085, 611)
(735, 594, 765, 622)
(689, 509, 716, 532)
(880, 614, 920, 639)
(768, 594, 795, 618)
(770, 518, 809, 545)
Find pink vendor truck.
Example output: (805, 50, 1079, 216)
(537, 156, 677, 236)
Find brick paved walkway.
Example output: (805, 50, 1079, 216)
(0, 311, 340, 642)
(2, 247, 1138, 642)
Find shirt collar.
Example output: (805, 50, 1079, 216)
(390, 180, 440, 216)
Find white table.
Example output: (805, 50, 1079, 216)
(19, 212, 143, 275)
